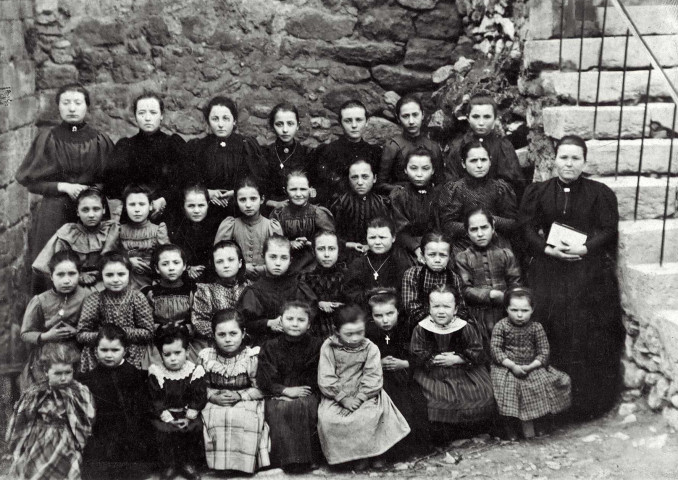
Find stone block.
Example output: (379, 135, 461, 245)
(584, 139, 677, 177)
(397, 0, 438, 9)
(1, 95, 37, 133)
(542, 104, 677, 140)
(362, 116, 401, 147)
(414, 2, 461, 40)
(3, 181, 29, 226)
(327, 64, 371, 84)
(618, 402, 637, 417)
(621, 258, 678, 316)
(36, 62, 78, 89)
(0, 223, 27, 268)
(432, 65, 455, 84)
(0, 0, 21, 20)
(662, 406, 678, 430)
(72, 18, 126, 47)
(0, 59, 35, 101)
(358, 6, 415, 42)
(524, 36, 678, 71)
(404, 38, 458, 70)
(371, 64, 434, 92)
(322, 83, 387, 116)
(285, 9, 356, 42)
(0, 19, 26, 63)
(622, 359, 646, 389)
(591, 176, 677, 221)
(143, 15, 171, 46)
(618, 219, 678, 266)
(331, 39, 405, 66)
(596, 5, 678, 36)
(539, 69, 678, 105)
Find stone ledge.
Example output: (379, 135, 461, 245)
(596, 5, 678, 37)
(619, 219, 678, 265)
(584, 139, 677, 176)
(592, 175, 677, 220)
(620, 263, 678, 317)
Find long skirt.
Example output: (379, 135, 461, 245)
(491, 365, 572, 421)
(318, 390, 410, 465)
(382, 370, 430, 454)
(201, 399, 270, 473)
(414, 365, 495, 424)
(265, 394, 320, 467)
(152, 417, 203, 468)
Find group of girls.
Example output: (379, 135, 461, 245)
(10, 82, 595, 480)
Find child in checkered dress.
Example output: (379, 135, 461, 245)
(6, 343, 95, 480)
(490, 287, 571, 439)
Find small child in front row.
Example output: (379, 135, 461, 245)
(410, 285, 495, 441)
(33, 187, 118, 293)
(257, 301, 324, 472)
(318, 304, 410, 469)
(79, 325, 153, 467)
(366, 289, 430, 455)
(116, 183, 170, 289)
(77, 252, 154, 372)
(490, 288, 571, 440)
(20, 250, 88, 389)
(214, 177, 283, 278)
(148, 327, 207, 480)
(7, 343, 95, 480)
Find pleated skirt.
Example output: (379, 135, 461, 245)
(265, 394, 320, 467)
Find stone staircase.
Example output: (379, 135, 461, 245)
(525, 0, 678, 406)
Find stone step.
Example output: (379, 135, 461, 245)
(540, 69, 678, 104)
(592, 175, 677, 220)
(542, 104, 676, 140)
(620, 263, 678, 315)
(595, 5, 678, 37)
(585, 139, 677, 176)
(619, 219, 678, 265)
(524, 36, 678, 71)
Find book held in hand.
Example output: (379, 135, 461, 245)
(546, 222, 587, 248)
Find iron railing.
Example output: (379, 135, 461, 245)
(558, 0, 677, 265)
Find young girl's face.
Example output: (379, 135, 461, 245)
(156, 250, 186, 283)
(125, 193, 151, 224)
(429, 291, 457, 327)
(507, 297, 533, 327)
(423, 241, 451, 272)
(371, 302, 398, 332)
(463, 147, 491, 179)
(161, 339, 188, 371)
(337, 319, 366, 347)
(208, 105, 235, 138)
(468, 104, 496, 136)
(51, 260, 79, 294)
(136, 97, 163, 134)
(314, 234, 339, 268)
(213, 246, 242, 280)
(281, 307, 310, 337)
(340, 106, 368, 141)
(58, 90, 87, 125)
(183, 191, 208, 223)
(77, 196, 105, 228)
(467, 212, 494, 248)
(46, 362, 74, 388)
(236, 186, 262, 218)
(214, 319, 244, 354)
(398, 101, 423, 136)
(286, 175, 310, 207)
(405, 154, 434, 187)
(366, 226, 395, 255)
(96, 338, 126, 367)
(348, 161, 376, 196)
(273, 110, 298, 144)
(102, 261, 130, 293)
(264, 243, 291, 276)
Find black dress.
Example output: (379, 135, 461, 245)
(299, 263, 348, 338)
(168, 215, 220, 282)
(378, 133, 445, 194)
(261, 140, 316, 203)
(79, 361, 153, 463)
(519, 176, 624, 417)
(390, 183, 437, 265)
(344, 250, 411, 307)
(313, 136, 382, 206)
(257, 334, 324, 467)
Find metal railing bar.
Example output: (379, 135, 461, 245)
(615, 30, 630, 178)
(610, 0, 678, 106)
(559, 0, 566, 70)
(593, 0, 609, 136)
(576, 0, 586, 105)
(659, 104, 677, 266)
(633, 67, 652, 221)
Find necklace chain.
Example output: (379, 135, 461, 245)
(275, 142, 297, 169)
(367, 255, 391, 280)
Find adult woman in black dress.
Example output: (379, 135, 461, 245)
(183, 96, 263, 221)
(103, 91, 185, 222)
(16, 83, 113, 293)
(519, 135, 624, 418)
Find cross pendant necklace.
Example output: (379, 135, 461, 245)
(385, 334, 390, 345)
(367, 255, 390, 281)
(275, 142, 297, 170)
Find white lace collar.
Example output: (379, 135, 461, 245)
(148, 361, 205, 389)
(418, 316, 467, 335)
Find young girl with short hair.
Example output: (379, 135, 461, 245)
(214, 177, 283, 277)
(410, 286, 495, 438)
(378, 94, 444, 193)
(33, 188, 118, 292)
(456, 207, 522, 338)
(77, 252, 154, 372)
(237, 235, 315, 345)
(300, 230, 347, 337)
(20, 250, 88, 389)
(262, 103, 316, 211)
(271, 170, 335, 273)
(169, 183, 220, 282)
(257, 301, 324, 472)
(317, 304, 410, 468)
(491, 288, 571, 439)
(7, 342, 95, 480)
(199, 309, 270, 473)
(117, 183, 170, 289)
(148, 327, 207, 480)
